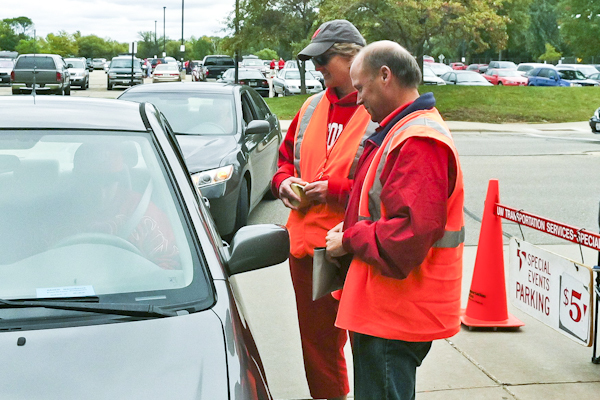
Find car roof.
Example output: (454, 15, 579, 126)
(0, 97, 148, 131)
(120, 82, 238, 95)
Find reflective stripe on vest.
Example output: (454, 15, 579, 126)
(294, 92, 325, 178)
(360, 115, 464, 249)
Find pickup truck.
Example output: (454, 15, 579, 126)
(11, 54, 71, 95)
(202, 55, 235, 79)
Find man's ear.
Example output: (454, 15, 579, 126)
(380, 65, 392, 84)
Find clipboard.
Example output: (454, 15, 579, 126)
(312, 247, 343, 301)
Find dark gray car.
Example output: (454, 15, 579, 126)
(118, 82, 282, 239)
(0, 96, 288, 399)
(11, 54, 71, 95)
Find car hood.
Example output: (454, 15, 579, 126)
(457, 81, 492, 86)
(0, 311, 228, 400)
(284, 78, 321, 86)
(176, 134, 238, 173)
(565, 78, 598, 85)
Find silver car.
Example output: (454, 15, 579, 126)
(272, 68, 323, 96)
(64, 57, 90, 89)
(0, 58, 14, 85)
(0, 96, 289, 399)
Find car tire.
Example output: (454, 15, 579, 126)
(11, 87, 20, 95)
(65, 85, 71, 96)
(85, 78, 89, 89)
(58, 86, 65, 96)
(498, 82, 503, 86)
(107, 81, 113, 90)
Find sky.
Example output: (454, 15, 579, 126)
(5, 0, 234, 43)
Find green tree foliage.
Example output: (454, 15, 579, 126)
(319, 0, 509, 66)
(256, 48, 278, 60)
(558, 0, 600, 58)
(3, 17, 33, 37)
(45, 31, 78, 57)
(538, 42, 561, 62)
(188, 36, 217, 60)
(77, 35, 116, 59)
(0, 21, 19, 51)
(526, 0, 561, 58)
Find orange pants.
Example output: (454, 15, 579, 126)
(289, 255, 350, 399)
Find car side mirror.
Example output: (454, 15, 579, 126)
(226, 224, 289, 275)
(67, 63, 73, 68)
(245, 120, 270, 135)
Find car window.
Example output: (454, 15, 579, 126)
(0, 60, 13, 68)
(285, 71, 301, 80)
(458, 72, 487, 83)
(16, 56, 55, 69)
(120, 92, 236, 135)
(248, 89, 269, 119)
(240, 92, 256, 125)
(66, 60, 85, 69)
(111, 59, 142, 70)
(242, 59, 263, 67)
(0, 131, 209, 304)
(239, 70, 264, 79)
(548, 70, 558, 79)
(558, 69, 585, 80)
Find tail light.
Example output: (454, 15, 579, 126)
(56, 72, 62, 82)
(10, 71, 15, 82)
(239, 80, 246, 85)
(262, 80, 268, 87)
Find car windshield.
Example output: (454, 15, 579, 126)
(497, 70, 519, 77)
(16, 57, 54, 69)
(0, 131, 208, 304)
(155, 63, 179, 71)
(575, 66, 597, 76)
(243, 59, 263, 66)
(67, 60, 85, 69)
(240, 70, 265, 79)
(423, 67, 436, 77)
(458, 72, 487, 83)
(558, 69, 586, 80)
(111, 59, 142, 70)
(284, 70, 314, 80)
(121, 92, 237, 135)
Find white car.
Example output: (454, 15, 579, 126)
(516, 62, 546, 76)
(423, 66, 446, 85)
(64, 57, 89, 89)
(559, 64, 599, 78)
(272, 68, 323, 96)
(152, 63, 184, 83)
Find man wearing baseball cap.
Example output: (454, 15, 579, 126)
(271, 19, 375, 400)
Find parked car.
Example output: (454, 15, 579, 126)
(450, 62, 467, 70)
(466, 63, 489, 73)
(0, 95, 288, 399)
(440, 70, 493, 86)
(152, 63, 185, 83)
(11, 54, 71, 95)
(482, 68, 527, 86)
(283, 59, 325, 87)
(218, 68, 270, 97)
(559, 64, 599, 77)
(241, 58, 266, 74)
(202, 55, 236, 79)
(272, 68, 323, 96)
(85, 58, 94, 71)
(150, 58, 164, 72)
(516, 62, 546, 76)
(191, 63, 206, 82)
(118, 82, 282, 239)
(423, 65, 446, 85)
(107, 56, 144, 90)
(64, 57, 90, 89)
(487, 61, 518, 70)
(527, 66, 599, 86)
(587, 72, 600, 83)
(427, 62, 452, 77)
(92, 58, 107, 70)
(589, 107, 600, 133)
(0, 58, 15, 85)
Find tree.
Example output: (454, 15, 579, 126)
(538, 42, 561, 62)
(0, 21, 19, 51)
(319, 0, 509, 70)
(526, 0, 561, 59)
(558, 0, 600, 59)
(77, 35, 114, 59)
(45, 31, 78, 57)
(255, 48, 278, 60)
(3, 17, 33, 38)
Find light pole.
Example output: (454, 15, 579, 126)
(163, 6, 166, 57)
(154, 20, 157, 46)
(181, 0, 185, 61)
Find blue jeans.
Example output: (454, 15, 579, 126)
(353, 333, 432, 400)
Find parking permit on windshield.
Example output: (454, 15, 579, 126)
(36, 286, 96, 298)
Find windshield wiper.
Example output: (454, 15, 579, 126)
(0, 298, 177, 318)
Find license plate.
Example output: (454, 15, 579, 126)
(249, 81, 257, 86)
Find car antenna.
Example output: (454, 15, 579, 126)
(32, 29, 37, 101)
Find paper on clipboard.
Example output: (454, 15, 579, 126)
(312, 247, 343, 301)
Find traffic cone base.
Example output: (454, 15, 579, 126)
(460, 308, 524, 328)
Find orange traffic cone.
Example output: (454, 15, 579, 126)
(461, 179, 524, 328)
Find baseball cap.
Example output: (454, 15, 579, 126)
(298, 20, 366, 61)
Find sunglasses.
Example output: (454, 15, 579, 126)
(313, 52, 335, 67)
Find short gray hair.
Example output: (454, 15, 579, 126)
(361, 41, 421, 89)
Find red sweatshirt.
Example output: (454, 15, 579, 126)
(342, 93, 457, 280)
(271, 88, 363, 204)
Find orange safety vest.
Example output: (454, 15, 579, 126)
(286, 91, 377, 258)
(336, 108, 465, 342)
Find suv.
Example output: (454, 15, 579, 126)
(202, 55, 235, 79)
(106, 56, 144, 90)
(11, 54, 71, 95)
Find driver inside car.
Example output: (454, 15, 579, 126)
(47, 142, 181, 270)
